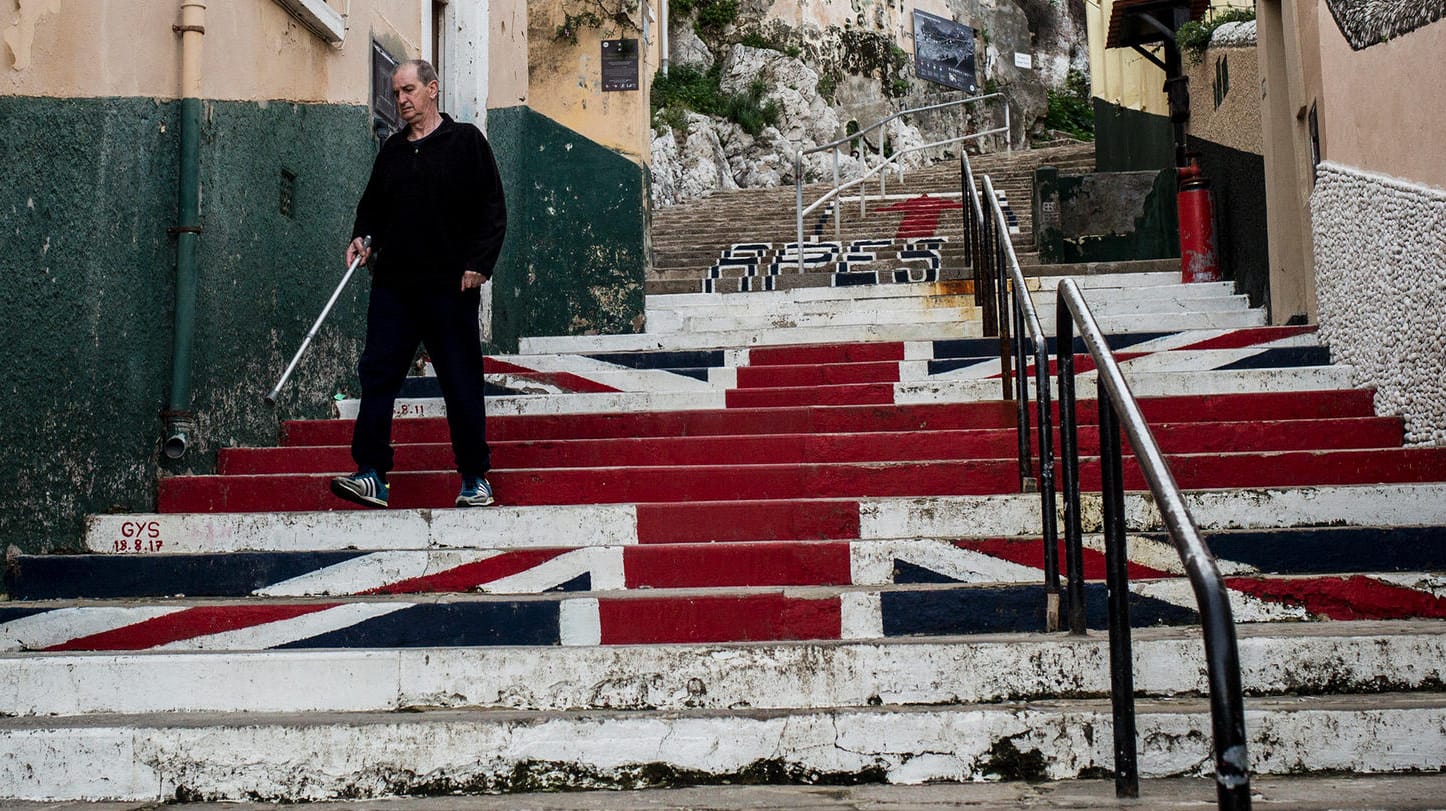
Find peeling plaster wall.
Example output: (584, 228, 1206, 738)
(0, 96, 373, 553)
(486, 106, 647, 353)
(1311, 162, 1446, 446)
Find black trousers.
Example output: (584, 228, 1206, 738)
(351, 282, 490, 478)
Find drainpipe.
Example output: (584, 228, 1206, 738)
(660, 0, 668, 76)
(164, 0, 205, 460)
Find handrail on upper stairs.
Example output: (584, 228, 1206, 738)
(1055, 278, 1252, 810)
(962, 153, 1062, 631)
(792, 92, 1010, 271)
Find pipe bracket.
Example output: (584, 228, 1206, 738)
(172, 24, 206, 34)
(167, 225, 203, 236)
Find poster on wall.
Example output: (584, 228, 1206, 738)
(912, 10, 977, 93)
(602, 39, 640, 91)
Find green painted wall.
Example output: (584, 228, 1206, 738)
(1033, 166, 1179, 263)
(0, 99, 648, 553)
(0, 96, 374, 553)
(1092, 98, 1174, 173)
(485, 106, 647, 353)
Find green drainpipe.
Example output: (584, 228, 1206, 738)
(164, 2, 205, 460)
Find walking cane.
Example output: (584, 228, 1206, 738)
(264, 235, 371, 406)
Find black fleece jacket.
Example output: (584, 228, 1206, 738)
(352, 114, 508, 288)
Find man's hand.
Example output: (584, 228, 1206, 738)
(346, 237, 372, 268)
(461, 271, 485, 291)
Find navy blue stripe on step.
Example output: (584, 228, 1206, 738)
(1197, 526, 1446, 574)
(1213, 346, 1332, 371)
(584, 350, 725, 370)
(881, 584, 1197, 636)
(4, 551, 370, 601)
(277, 601, 562, 648)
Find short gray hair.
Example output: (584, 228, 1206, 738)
(396, 59, 439, 88)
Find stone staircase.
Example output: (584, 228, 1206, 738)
(648, 143, 1097, 294)
(4, 150, 1446, 804)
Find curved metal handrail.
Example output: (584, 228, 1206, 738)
(960, 159, 1064, 633)
(1055, 277, 1251, 809)
(793, 93, 1010, 271)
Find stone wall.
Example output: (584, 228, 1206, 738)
(1311, 162, 1446, 446)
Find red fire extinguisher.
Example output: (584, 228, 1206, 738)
(1177, 155, 1221, 283)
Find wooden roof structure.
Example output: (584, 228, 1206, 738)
(1105, 0, 1210, 49)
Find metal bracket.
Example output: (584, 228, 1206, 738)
(167, 225, 203, 236)
(172, 24, 206, 34)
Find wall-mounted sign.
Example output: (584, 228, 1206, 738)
(1014, 51, 1034, 69)
(371, 40, 400, 142)
(912, 10, 977, 93)
(602, 39, 640, 92)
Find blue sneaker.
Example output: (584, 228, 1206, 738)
(456, 475, 494, 507)
(330, 469, 389, 509)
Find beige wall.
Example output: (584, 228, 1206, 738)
(1315, 11, 1446, 190)
(2, 0, 423, 105)
(1087, 0, 1252, 113)
(1185, 45, 1261, 154)
(525, 0, 659, 161)
(488, 0, 528, 109)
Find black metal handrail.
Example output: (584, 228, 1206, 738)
(1055, 278, 1251, 809)
(960, 153, 1062, 630)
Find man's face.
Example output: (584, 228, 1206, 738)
(392, 65, 437, 125)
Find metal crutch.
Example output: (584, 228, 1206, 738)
(264, 235, 371, 406)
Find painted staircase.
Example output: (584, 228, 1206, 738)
(4, 153, 1446, 803)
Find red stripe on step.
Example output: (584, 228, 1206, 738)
(43, 603, 340, 651)
(598, 593, 841, 644)
(365, 549, 571, 595)
(1226, 575, 1446, 621)
(735, 361, 902, 388)
(726, 383, 896, 408)
(747, 343, 906, 366)
(624, 542, 852, 588)
(956, 539, 1173, 580)
(485, 358, 620, 394)
(281, 401, 1020, 445)
(1174, 325, 1316, 351)
(636, 500, 861, 543)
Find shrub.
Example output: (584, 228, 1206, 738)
(1042, 69, 1094, 141)
(651, 64, 781, 137)
(1176, 7, 1256, 58)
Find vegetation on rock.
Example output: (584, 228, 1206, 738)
(651, 64, 782, 136)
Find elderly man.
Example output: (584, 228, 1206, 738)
(331, 59, 507, 509)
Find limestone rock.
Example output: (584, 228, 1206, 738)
(669, 22, 714, 71)
(720, 45, 840, 148)
(649, 113, 739, 207)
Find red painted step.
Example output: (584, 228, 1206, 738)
(726, 382, 897, 408)
(623, 541, 853, 589)
(597, 592, 842, 644)
(734, 360, 902, 389)
(158, 459, 1023, 513)
(281, 401, 1019, 446)
(746, 342, 906, 366)
(221, 417, 1404, 475)
(164, 447, 1446, 514)
(634, 500, 861, 543)
(279, 390, 1378, 447)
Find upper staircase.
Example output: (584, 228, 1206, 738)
(3, 144, 1445, 804)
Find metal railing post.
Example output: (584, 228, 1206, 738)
(1098, 396, 1139, 799)
(795, 153, 805, 273)
(833, 146, 842, 245)
(1057, 304, 1087, 636)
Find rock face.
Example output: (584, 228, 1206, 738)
(650, 113, 739, 208)
(650, 1, 1087, 207)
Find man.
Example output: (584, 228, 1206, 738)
(330, 59, 507, 509)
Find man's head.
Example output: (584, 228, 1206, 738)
(391, 60, 440, 127)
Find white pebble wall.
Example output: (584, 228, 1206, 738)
(1312, 161, 1446, 445)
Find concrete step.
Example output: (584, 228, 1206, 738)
(6, 693, 1445, 801)
(14, 525, 1443, 601)
(81, 483, 1446, 554)
(155, 443, 1446, 513)
(516, 309, 1265, 355)
(3, 622, 1440, 716)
